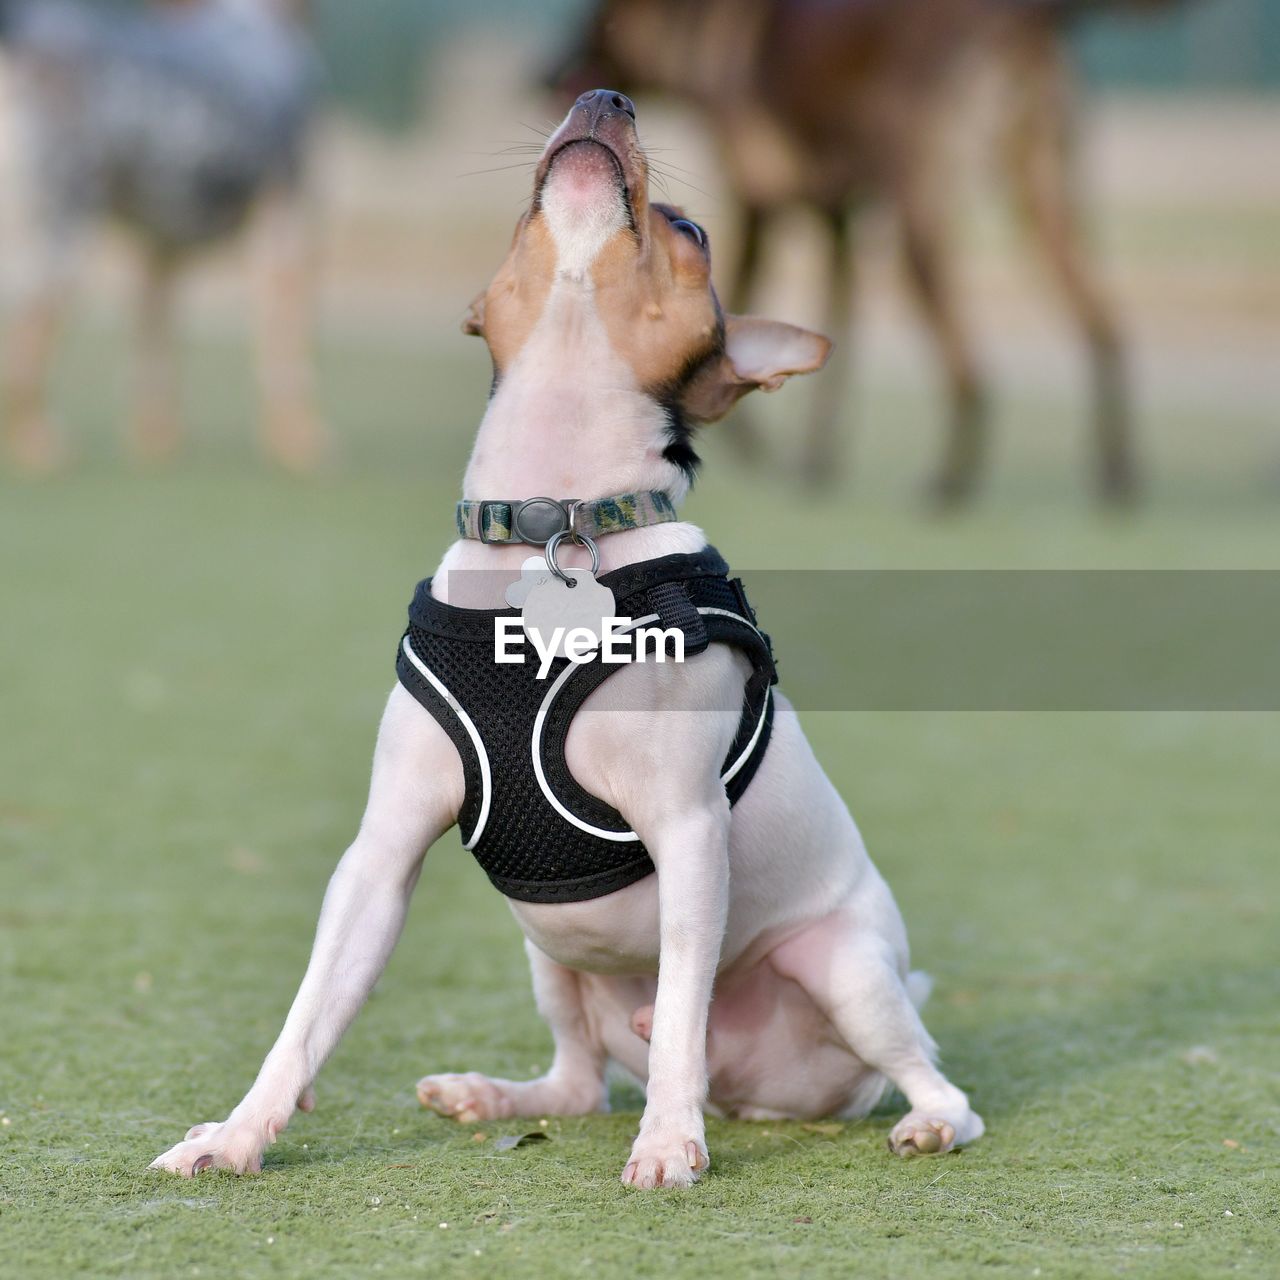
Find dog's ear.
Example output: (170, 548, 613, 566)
(724, 315, 832, 391)
(462, 291, 487, 338)
(681, 315, 831, 423)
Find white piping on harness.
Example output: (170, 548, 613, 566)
(529, 607, 771, 842)
(401, 634, 493, 849)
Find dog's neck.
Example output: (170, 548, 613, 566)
(438, 281, 705, 603)
(462, 281, 687, 504)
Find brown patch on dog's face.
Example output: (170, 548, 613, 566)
(593, 200, 723, 395)
(465, 92, 830, 428)
(460, 213, 556, 372)
(465, 198, 721, 396)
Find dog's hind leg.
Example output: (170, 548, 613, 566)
(150, 685, 464, 1177)
(1005, 30, 1134, 504)
(130, 247, 181, 463)
(769, 874, 983, 1157)
(4, 64, 87, 475)
(720, 202, 768, 463)
(417, 941, 608, 1122)
(799, 204, 855, 489)
(250, 187, 329, 473)
(894, 155, 988, 509)
(4, 242, 78, 474)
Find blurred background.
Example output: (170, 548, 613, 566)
(0, 0, 1276, 535)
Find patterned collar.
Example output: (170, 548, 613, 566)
(455, 492, 677, 546)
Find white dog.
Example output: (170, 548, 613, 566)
(151, 89, 983, 1190)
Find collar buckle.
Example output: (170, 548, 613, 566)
(497, 496, 574, 546)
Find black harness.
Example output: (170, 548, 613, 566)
(396, 548, 777, 903)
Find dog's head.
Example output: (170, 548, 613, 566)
(463, 91, 829, 475)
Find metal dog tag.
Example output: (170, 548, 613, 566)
(504, 556, 557, 608)
(520, 569, 617, 660)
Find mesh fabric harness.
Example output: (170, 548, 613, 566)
(396, 548, 777, 903)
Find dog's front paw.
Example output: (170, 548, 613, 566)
(621, 1131, 709, 1190)
(417, 1072, 516, 1124)
(149, 1120, 271, 1177)
(888, 1107, 984, 1157)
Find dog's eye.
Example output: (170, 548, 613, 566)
(670, 219, 706, 248)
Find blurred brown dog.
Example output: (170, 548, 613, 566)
(2, 0, 325, 473)
(558, 0, 1179, 502)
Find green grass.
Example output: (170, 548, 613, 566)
(1, 319, 1278, 1279)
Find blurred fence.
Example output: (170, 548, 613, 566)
(307, 0, 1280, 130)
(310, 0, 588, 128)
(76, 1, 1280, 131)
(1077, 0, 1280, 89)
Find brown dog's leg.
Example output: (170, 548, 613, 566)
(896, 158, 987, 507)
(720, 202, 768, 463)
(4, 267, 75, 475)
(251, 187, 329, 472)
(799, 205, 854, 489)
(1007, 29, 1135, 504)
(726, 202, 765, 316)
(131, 246, 182, 463)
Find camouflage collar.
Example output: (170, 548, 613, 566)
(455, 492, 678, 547)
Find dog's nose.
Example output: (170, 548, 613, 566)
(575, 88, 636, 121)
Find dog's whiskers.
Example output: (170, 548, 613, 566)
(646, 161, 716, 203)
(456, 161, 539, 179)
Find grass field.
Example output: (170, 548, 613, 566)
(2, 276, 1278, 1280)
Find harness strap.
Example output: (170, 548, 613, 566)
(455, 491, 678, 546)
(646, 580, 709, 656)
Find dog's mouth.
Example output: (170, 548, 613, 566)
(533, 94, 644, 233)
(543, 137, 627, 187)
(536, 138, 631, 219)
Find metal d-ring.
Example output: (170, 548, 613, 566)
(545, 526, 600, 585)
